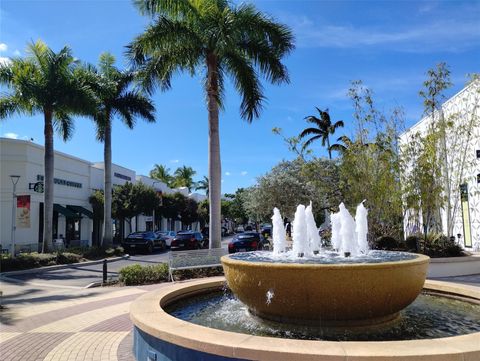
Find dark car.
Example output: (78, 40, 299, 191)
(228, 232, 268, 254)
(122, 231, 166, 253)
(261, 224, 272, 239)
(170, 231, 205, 251)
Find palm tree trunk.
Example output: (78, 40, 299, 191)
(103, 114, 113, 247)
(42, 110, 54, 253)
(206, 52, 222, 249)
(326, 135, 332, 159)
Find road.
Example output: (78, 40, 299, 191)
(0, 237, 233, 289)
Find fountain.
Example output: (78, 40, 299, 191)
(130, 202, 480, 361)
(222, 202, 429, 325)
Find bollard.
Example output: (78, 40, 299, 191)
(103, 258, 108, 284)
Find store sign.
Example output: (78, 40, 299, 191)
(16, 195, 31, 228)
(114, 172, 131, 181)
(37, 175, 82, 188)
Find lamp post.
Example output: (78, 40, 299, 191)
(10, 175, 20, 258)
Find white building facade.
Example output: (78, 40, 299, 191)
(0, 138, 206, 253)
(399, 80, 480, 251)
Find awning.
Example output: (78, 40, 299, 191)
(67, 205, 94, 219)
(54, 204, 80, 218)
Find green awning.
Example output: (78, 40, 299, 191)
(54, 204, 80, 218)
(68, 205, 94, 219)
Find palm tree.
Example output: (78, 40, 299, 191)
(0, 40, 96, 252)
(82, 53, 155, 247)
(299, 108, 344, 159)
(129, 0, 294, 248)
(173, 165, 196, 192)
(195, 176, 209, 196)
(150, 163, 173, 185)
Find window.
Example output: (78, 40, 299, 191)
(477, 150, 480, 159)
(477, 173, 480, 184)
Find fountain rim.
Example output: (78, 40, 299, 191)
(221, 251, 430, 270)
(130, 277, 480, 361)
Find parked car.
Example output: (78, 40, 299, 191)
(261, 224, 272, 239)
(155, 230, 176, 247)
(235, 225, 245, 233)
(122, 231, 166, 253)
(170, 231, 205, 251)
(228, 232, 269, 254)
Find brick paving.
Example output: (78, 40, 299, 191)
(0, 285, 165, 361)
(1, 274, 478, 361)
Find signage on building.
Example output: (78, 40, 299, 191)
(114, 172, 132, 181)
(37, 175, 82, 188)
(16, 195, 31, 228)
(29, 181, 44, 193)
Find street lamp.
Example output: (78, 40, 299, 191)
(10, 175, 20, 258)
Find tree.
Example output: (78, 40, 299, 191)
(402, 70, 480, 237)
(112, 182, 160, 235)
(129, 0, 294, 248)
(150, 164, 173, 185)
(83, 53, 155, 247)
(299, 108, 344, 159)
(0, 40, 96, 252)
(338, 80, 405, 239)
(243, 158, 322, 223)
(195, 176, 209, 196)
(172, 165, 196, 191)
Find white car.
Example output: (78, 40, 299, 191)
(155, 230, 177, 247)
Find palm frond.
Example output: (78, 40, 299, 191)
(223, 50, 264, 122)
(53, 111, 74, 141)
(299, 127, 323, 139)
(301, 134, 322, 151)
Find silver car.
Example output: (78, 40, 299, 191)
(155, 230, 177, 247)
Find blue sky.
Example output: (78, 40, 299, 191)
(1, 0, 479, 194)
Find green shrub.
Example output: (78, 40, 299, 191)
(422, 233, 464, 258)
(114, 246, 124, 256)
(173, 266, 224, 281)
(104, 248, 115, 257)
(405, 234, 421, 251)
(119, 263, 169, 286)
(56, 252, 83, 264)
(373, 236, 400, 250)
(1, 252, 57, 272)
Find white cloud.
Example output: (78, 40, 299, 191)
(169, 159, 179, 163)
(240, 171, 248, 176)
(282, 13, 480, 53)
(13, 50, 21, 56)
(0, 57, 12, 66)
(0, 43, 7, 52)
(225, 171, 231, 176)
(3, 132, 18, 139)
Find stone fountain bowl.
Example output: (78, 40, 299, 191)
(221, 252, 430, 326)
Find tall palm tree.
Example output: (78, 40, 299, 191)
(129, 0, 294, 248)
(81, 53, 155, 247)
(150, 163, 173, 185)
(299, 108, 344, 159)
(0, 40, 96, 252)
(173, 165, 196, 192)
(195, 176, 209, 196)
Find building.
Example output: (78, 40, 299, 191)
(399, 80, 480, 251)
(0, 138, 206, 253)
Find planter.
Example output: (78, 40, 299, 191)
(427, 253, 480, 277)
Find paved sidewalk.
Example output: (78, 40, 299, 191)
(0, 283, 166, 361)
(1, 273, 478, 361)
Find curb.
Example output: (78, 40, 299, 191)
(0, 254, 130, 276)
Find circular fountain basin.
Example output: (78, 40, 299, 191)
(130, 277, 480, 361)
(222, 251, 430, 325)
